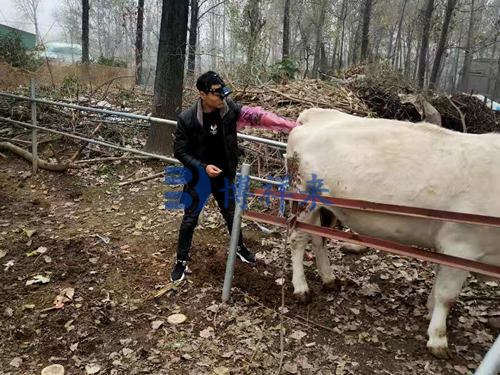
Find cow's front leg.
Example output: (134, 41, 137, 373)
(426, 265, 468, 359)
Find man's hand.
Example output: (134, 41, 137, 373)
(206, 164, 222, 178)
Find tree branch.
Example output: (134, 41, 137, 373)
(198, 0, 229, 21)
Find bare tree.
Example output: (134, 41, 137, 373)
(243, 0, 266, 66)
(417, 0, 435, 88)
(460, 0, 475, 92)
(135, 0, 145, 85)
(187, 0, 199, 80)
(392, 0, 409, 67)
(14, 0, 43, 43)
(82, 0, 89, 63)
(311, 0, 329, 77)
(145, 0, 189, 155)
(429, 0, 459, 89)
(332, 0, 348, 70)
(360, 0, 374, 62)
(282, 0, 290, 58)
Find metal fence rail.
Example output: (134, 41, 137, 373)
(0, 91, 287, 149)
(0, 79, 290, 187)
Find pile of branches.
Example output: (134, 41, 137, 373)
(430, 94, 499, 134)
(232, 79, 371, 120)
(0, 87, 153, 171)
(347, 63, 422, 122)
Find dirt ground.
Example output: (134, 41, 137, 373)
(1, 155, 499, 375)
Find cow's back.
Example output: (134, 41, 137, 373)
(287, 115, 500, 250)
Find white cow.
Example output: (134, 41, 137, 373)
(286, 108, 500, 359)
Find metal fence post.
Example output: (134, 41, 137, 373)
(30, 78, 38, 174)
(222, 163, 250, 302)
(474, 335, 500, 375)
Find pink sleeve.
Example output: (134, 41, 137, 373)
(237, 106, 301, 132)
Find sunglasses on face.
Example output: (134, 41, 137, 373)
(207, 89, 224, 95)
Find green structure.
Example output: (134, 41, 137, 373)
(0, 23, 36, 50)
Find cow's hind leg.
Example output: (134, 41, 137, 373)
(290, 208, 314, 303)
(311, 208, 340, 291)
(426, 265, 468, 359)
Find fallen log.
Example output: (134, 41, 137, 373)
(0, 142, 78, 172)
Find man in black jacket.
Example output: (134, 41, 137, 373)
(171, 71, 298, 282)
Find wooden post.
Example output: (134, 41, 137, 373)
(30, 78, 38, 174)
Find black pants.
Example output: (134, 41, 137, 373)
(176, 176, 244, 261)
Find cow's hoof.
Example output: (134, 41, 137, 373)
(323, 278, 341, 292)
(428, 346, 453, 359)
(427, 337, 452, 359)
(294, 290, 312, 304)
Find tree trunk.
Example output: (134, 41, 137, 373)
(135, 0, 145, 85)
(331, 0, 347, 70)
(338, 0, 348, 70)
(145, 0, 189, 156)
(187, 0, 199, 80)
(413, 38, 421, 81)
(429, 0, 458, 90)
(451, 21, 464, 91)
(311, 0, 328, 78)
(487, 29, 498, 96)
(352, 14, 363, 64)
(417, 0, 435, 88)
(460, 0, 475, 92)
(282, 0, 290, 58)
(393, 0, 409, 67)
(211, 4, 216, 69)
(360, 0, 374, 62)
(82, 0, 90, 63)
(245, 0, 265, 66)
(494, 51, 500, 98)
(386, 26, 395, 61)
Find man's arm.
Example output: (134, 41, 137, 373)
(173, 116, 208, 171)
(236, 106, 301, 132)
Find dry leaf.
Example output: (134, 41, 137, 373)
(453, 365, 468, 374)
(214, 367, 230, 375)
(10, 357, 22, 368)
(41, 364, 65, 375)
(289, 330, 307, 341)
(360, 283, 381, 296)
(152, 320, 164, 330)
(26, 275, 50, 285)
(283, 363, 298, 374)
(85, 364, 101, 374)
(200, 327, 214, 338)
(167, 314, 187, 325)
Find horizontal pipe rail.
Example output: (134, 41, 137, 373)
(0, 92, 175, 125)
(0, 92, 287, 149)
(249, 188, 500, 229)
(0, 117, 283, 187)
(0, 116, 180, 164)
(243, 211, 500, 279)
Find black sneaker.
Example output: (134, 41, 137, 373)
(237, 245, 257, 264)
(170, 260, 188, 282)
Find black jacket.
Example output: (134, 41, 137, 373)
(173, 98, 243, 180)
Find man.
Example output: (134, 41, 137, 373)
(171, 71, 299, 282)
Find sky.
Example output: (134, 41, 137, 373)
(1, 0, 64, 42)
